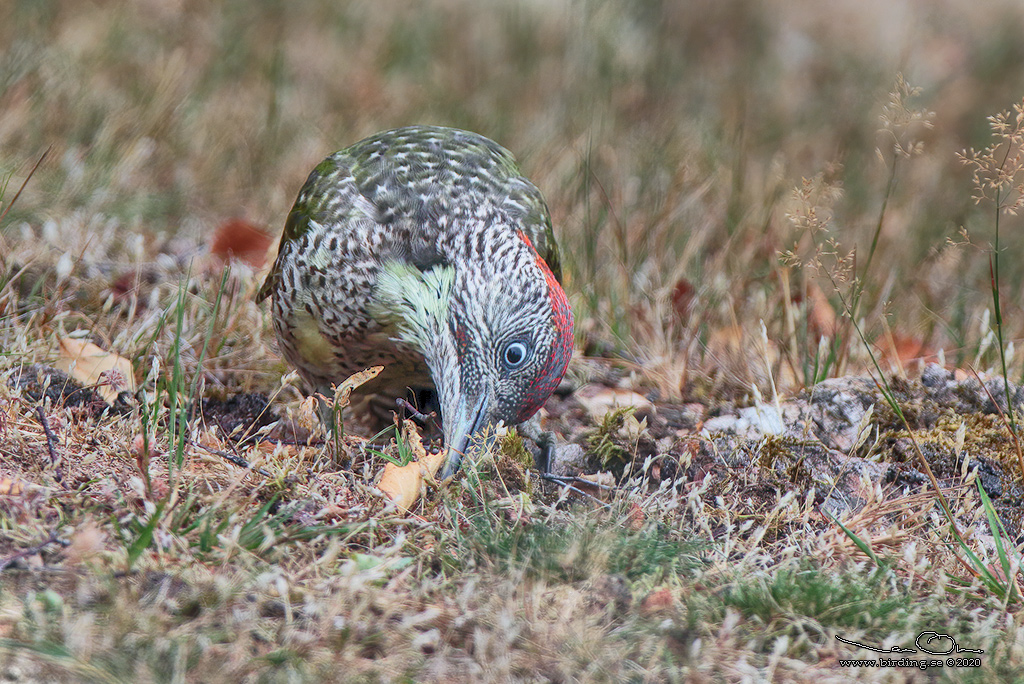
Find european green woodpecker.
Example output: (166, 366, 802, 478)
(259, 126, 573, 478)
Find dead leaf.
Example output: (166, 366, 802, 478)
(332, 366, 384, 408)
(0, 477, 25, 496)
(875, 333, 939, 373)
(671, 277, 696, 320)
(299, 366, 384, 436)
(56, 337, 136, 404)
(209, 218, 273, 267)
(297, 395, 322, 433)
(377, 420, 447, 512)
(639, 588, 675, 616)
(805, 281, 837, 338)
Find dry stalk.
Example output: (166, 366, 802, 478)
(34, 405, 63, 485)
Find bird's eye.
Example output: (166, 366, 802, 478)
(502, 341, 531, 369)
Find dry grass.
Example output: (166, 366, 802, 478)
(4, 0, 1024, 681)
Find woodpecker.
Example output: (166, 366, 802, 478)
(259, 126, 573, 478)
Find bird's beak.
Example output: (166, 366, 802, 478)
(438, 390, 492, 480)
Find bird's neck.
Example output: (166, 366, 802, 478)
(370, 259, 465, 439)
(372, 260, 454, 349)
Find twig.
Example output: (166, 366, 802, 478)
(189, 440, 272, 477)
(396, 397, 437, 424)
(240, 431, 326, 449)
(0, 532, 61, 572)
(34, 405, 63, 484)
(559, 483, 613, 508)
(541, 473, 618, 491)
(0, 145, 51, 225)
(541, 473, 613, 508)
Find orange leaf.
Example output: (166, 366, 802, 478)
(875, 333, 939, 373)
(639, 588, 675, 616)
(806, 281, 838, 338)
(377, 420, 447, 512)
(56, 337, 136, 404)
(210, 218, 273, 267)
(0, 477, 25, 496)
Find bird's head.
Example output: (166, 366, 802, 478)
(372, 225, 573, 479)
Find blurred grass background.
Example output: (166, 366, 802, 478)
(3, 0, 1024, 398)
(6, 3, 1024, 679)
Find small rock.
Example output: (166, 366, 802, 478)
(659, 403, 705, 430)
(980, 377, 1024, 415)
(549, 443, 588, 476)
(921, 363, 951, 388)
(806, 376, 878, 452)
(969, 458, 1003, 499)
(575, 385, 655, 422)
(702, 401, 789, 438)
(700, 413, 740, 434)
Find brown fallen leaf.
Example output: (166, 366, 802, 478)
(671, 277, 696, 320)
(805, 280, 838, 339)
(377, 420, 447, 512)
(300, 366, 385, 435)
(0, 477, 25, 496)
(297, 395, 322, 433)
(209, 217, 273, 267)
(56, 337, 136, 404)
(875, 332, 939, 374)
(639, 588, 676, 616)
(333, 366, 384, 407)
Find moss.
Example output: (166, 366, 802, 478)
(584, 406, 636, 471)
(493, 430, 532, 495)
(756, 436, 814, 488)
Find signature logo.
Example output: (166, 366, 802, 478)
(836, 631, 984, 656)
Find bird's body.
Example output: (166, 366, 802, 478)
(259, 126, 573, 477)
